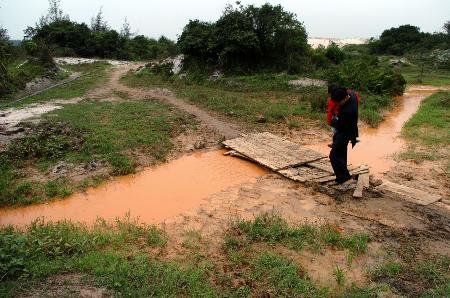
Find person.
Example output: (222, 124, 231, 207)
(329, 87, 359, 184)
(326, 84, 360, 147)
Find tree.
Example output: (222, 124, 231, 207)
(91, 7, 109, 32)
(444, 21, 450, 35)
(120, 17, 134, 38)
(178, 3, 308, 72)
(32, 20, 92, 56)
(38, 0, 69, 28)
(0, 27, 11, 95)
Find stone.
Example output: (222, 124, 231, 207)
(51, 161, 69, 175)
(194, 139, 206, 149)
(256, 115, 267, 123)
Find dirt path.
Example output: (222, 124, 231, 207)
(89, 64, 241, 139)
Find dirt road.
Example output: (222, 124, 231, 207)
(89, 64, 241, 139)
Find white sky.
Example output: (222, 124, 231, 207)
(1, 0, 449, 40)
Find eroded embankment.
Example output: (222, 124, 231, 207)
(0, 150, 266, 226)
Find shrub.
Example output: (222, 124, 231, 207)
(0, 229, 29, 280)
(326, 59, 406, 96)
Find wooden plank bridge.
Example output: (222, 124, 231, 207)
(223, 132, 442, 205)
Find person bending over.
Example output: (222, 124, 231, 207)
(329, 87, 359, 184)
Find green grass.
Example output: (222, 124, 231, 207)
(372, 257, 450, 297)
(401, 91, 449, 167)
(400, 65, 450, 87)
(231, 213, 371, 257)
(333, 266, 345, 286)
(122, 69, 394, 128)
(403, 91, 449, 146)
(0, 100, 195, 207)
(0, 62, 110, 109)
(1, 213, 436, 297)
(0, 218, 219, 297)
(249, 252, 327, 297)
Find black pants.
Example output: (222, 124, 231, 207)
(329, 132, 351, 183)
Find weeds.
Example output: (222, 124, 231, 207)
(333, 266, 345, 286)
(371, 256, 450, 297)
(401, 91, 449, 166)
(0, 62, 110, 109)
(122, 70, 394, 129)
(250, 252, 327, 297)
(403, 91, 449, 147)
(233, 213, 371, 256)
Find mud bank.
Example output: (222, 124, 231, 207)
(0, 150, 267, 227)
(306, 86, 439, 174)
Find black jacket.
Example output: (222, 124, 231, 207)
(331, 91, 359, 143)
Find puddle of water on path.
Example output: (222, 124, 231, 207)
(0, 150, 267, 227)
(306, 86, 438, 174)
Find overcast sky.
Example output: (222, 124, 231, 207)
(1, 0, 449, 40)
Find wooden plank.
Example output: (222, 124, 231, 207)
(361, 173, 370, 188)
(353, 175, 364, 198)
(223, 132, 326, 170)
(307, 160, 334, 173)
(279, 166, 330, 183)
(313, 165, 369, 183)
(375, 181, 442, 206)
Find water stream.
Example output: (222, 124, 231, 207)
(0, 86, 439, 227)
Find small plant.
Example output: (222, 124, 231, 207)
(109, 154, 135, 176)
(44, 179, 72, 198)
(333, 266, 345, 286)
(0, 229, 29, 281)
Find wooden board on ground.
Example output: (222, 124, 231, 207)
(306, 159, 334, 173)
(376, 181, 442, 206)
(223, 132, 326, 170)
(279, 166, 330, 183)
(314, 165, 369, 183)
(353, 174, 365, 198)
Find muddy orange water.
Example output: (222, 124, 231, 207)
(306, 86, 439, 174)
(0, 150, 267, 227)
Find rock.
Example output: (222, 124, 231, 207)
(51, 161, 69, 175)
(194, 139, 206, 149)
(84, 160, 100, 171)
(1, 126, 24, 135)
(369, 176, 383, 187)
(256, 115, 267, 123)
(288, 78, 327, 87)
(209, 70, 223, 81)
(186, 144, 195, 151)
(0, 113, 6, 117)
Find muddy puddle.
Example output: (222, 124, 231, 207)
(0, 150, 267, 227)
(306, 86, 438, 174)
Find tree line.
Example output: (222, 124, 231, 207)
(22, 0, 177, 61)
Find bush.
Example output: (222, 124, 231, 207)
(0, 229, 29, 280)
(325, 42, 346, 64)
(326, 59, 406, 96)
